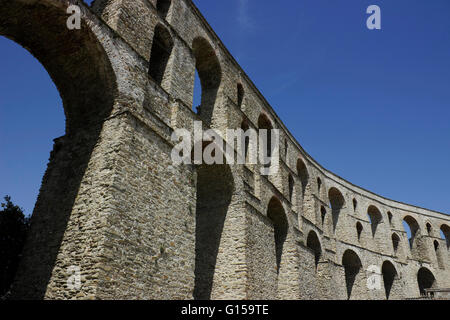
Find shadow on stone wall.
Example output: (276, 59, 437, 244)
(194, 164, 233, 300)
(0, 0, 116, 299)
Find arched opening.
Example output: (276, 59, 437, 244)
(240, 120, 250, 160)
(342, 249, 362, 299)
(426, 223, 432, 235)
(417, 267, 436, 296)
(381, 261, 397, 300)
(148, 24, 173, 87)
(237, 83, 244, 109)
(296, 159, 308, 195)
(367, 205, 382, 237)
(320, 206, 327, 226)
(317, 177, 322, 194)
(440, 224, 450, 249)
(387, 211, 393, 225)
(0, 37, 64, 215)
(434, 240, 444, 269)
(194, 164, 234, 300)
(288, 174, 294, 202)
(192, 69, 201, 113)
(306, 231, 322, 268)
(156, 0, 171, 19)
(328, 187, 345, 233)
(352, 198, 357, 212)
(0, 5, 116, 132)
(267, 197, 288, 274)
(192, 37, 221, 123)
(356, 222, 363, 241)
(258, 114, 273, 168)
(284, 139, 288, 158)
(0, 1, 117, 299)
(392, 233, 400, 254)
(403, 216, 420, 250)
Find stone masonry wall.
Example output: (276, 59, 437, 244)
(3, 0, 450, 299)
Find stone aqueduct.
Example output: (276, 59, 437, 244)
(2, 0, 449, 299)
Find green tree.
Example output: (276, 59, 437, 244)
(0, 196, 30, 297)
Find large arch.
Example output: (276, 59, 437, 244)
(192, 37, 221, 124)
(417, 267, 436, 296)
(306, 230, 322, 268)
(0, 0, 116, 133)
(194, 163, 234, 300)
(381, 261, 398, 299)
(342, 249, 362, 299)
(1, 0, 117, 299)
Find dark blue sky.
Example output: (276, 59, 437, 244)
(1, 0, 449, 217)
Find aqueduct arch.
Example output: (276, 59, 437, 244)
(367, 205, 382, 237)
(192, 36, 221, 123)
(2, 0, 449, 300)
(148, 24, 174, 88)
(381, 260, 398, 299)
(0, 0, 117, 132)
(267, 197, 288, 275)
(417, 267, 436, 296)
(329, 187, 345, 233)
(1, 0, 120, 299)
(342, 249, 363, 300)
(441, 224, 450, 249)
(306, 230, 322, 268)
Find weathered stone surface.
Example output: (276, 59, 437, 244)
(2, 0, 449, 300)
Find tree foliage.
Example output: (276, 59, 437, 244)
(0, 196, 30, 297)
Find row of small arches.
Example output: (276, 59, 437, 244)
(263, 139, 450, 259)
(304, 232, 437, 299)
(289, 164, 450, 265)
(148, 1, 223, 121)
(342, 249, 436, 299)
(149, 1, 448, 253)
(149, 1, 248, 122)
(150, 0, 450, 291)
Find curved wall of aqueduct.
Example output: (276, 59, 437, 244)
(2, 0, 449, 299)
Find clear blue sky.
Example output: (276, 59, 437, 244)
(1, 0, 449, 221)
